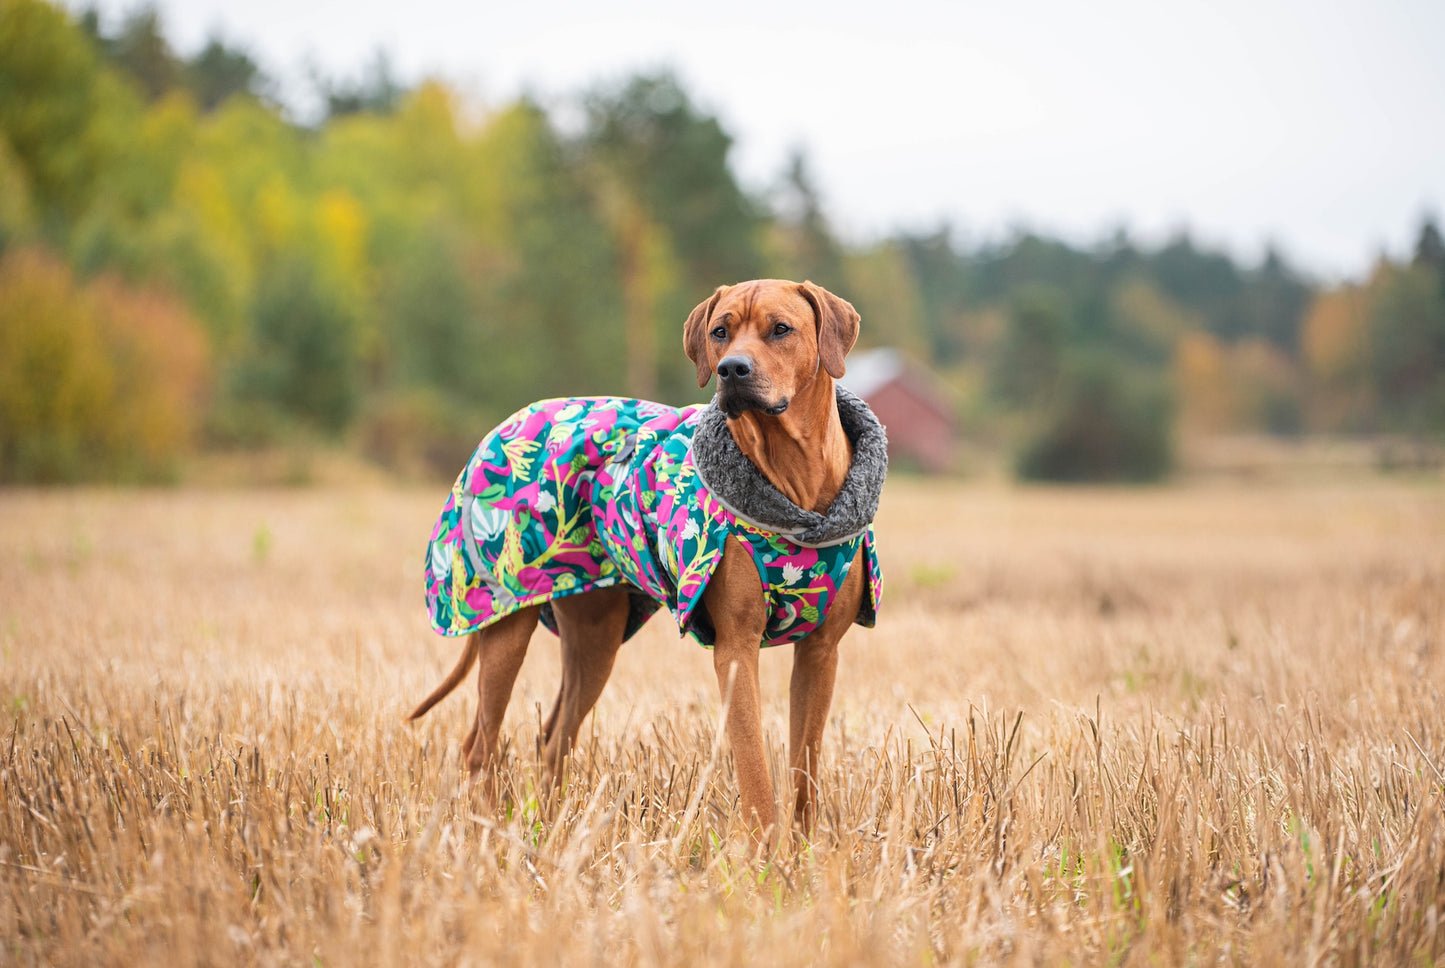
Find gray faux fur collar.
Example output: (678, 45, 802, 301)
(690, 385, 888, 548)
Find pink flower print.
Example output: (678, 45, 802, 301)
(515, 566, 555, 596)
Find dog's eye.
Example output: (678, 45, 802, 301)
(771, 322, 792, 337)
(710, 326, 727, 340)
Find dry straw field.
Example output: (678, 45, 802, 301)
(2, 476, 1443, 965)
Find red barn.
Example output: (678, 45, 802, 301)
(839, 349, 956, 474)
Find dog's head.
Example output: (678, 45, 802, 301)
(683, 279, 860, 418)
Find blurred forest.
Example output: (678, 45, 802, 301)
(2, 0, 1443, 483)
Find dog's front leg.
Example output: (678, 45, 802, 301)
(713, 632, 771, 839)
(703, 542, 774, 844)
(789, 550, 866, 834)
(788, 637, 838, 834)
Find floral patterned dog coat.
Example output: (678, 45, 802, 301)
(425, 390, 886, 647)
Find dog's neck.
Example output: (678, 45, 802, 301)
(725, 373, 853, 514)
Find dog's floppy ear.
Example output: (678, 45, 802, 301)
(799, 281, 860, 379)
(683, 285, 728, 388)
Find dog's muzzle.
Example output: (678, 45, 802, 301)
(716, 356, 788, 417)
(719, 386, 789, 419)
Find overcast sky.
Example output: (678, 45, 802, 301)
(80, 0, 1445, 280)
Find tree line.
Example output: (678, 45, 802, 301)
(1, 0, 1442, 483)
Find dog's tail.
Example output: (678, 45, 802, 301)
(407, 633, 480, 721)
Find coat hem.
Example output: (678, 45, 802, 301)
(429, 574, 624, 637)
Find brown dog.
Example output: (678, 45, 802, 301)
(410, 279, 874, 838)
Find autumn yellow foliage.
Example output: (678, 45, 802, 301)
(0, 247, 210, 481)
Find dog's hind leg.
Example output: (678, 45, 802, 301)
(460, 606, 541, 790)
(540, 587, 632, 783)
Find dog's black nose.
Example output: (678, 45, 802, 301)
(717, 355, 753, 381)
